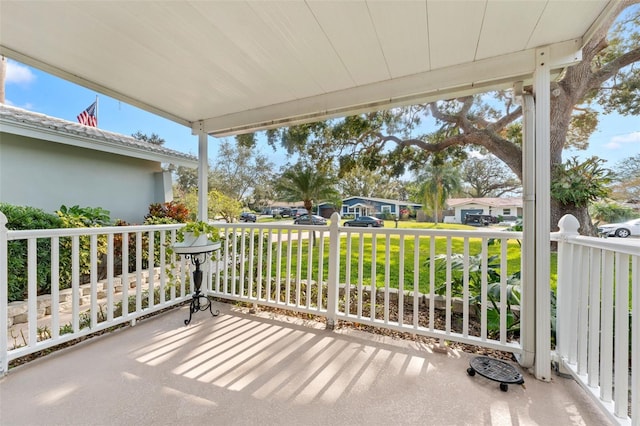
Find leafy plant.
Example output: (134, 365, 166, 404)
(551, 156, 612, 207)
(0, 203, 63, 301)
(178, 221, 221, 242)
(145, 201, 189, 223)
(56, 204, 109, 285)
(56, 204, 111, 227)
(426, 252, 522, 337)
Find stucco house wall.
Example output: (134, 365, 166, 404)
(0, 105, 197, 224)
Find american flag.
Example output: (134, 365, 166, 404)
(77, 101, 98, 127)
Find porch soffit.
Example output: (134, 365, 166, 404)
(0, 1, 615, 138)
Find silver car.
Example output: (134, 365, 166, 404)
(598, 218, 640, 238)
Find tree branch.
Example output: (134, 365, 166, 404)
(590, 46, 640, 88)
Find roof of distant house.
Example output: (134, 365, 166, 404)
(447, 197, 523, 208)
(340, 196, 422, 206)
(0, 104, 197, 167)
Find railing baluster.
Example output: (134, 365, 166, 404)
(429, 236, 435, 331)
(577, 245, 589, 374)
(295, 231, 302, 306)
(412, 235, 419, 329)
(51, 237, 60, 339)
(384, 234, 391, 324)
(72, 235, 80, 332)
(398, 234, 405, 327)
(232, 227, 239, 297)
(462, 237, 470, 338)
(370, 233, 377, 322)
(90, 234, 98, 327)
(481, 238, 488, 341)
(317, 230, 325, 310)
(306, 231, 313, 309)
(27, 238, 37, 347)
(445, 236, 452, 334)
(600, 250, 614, 402)
(285, 229, 292, 305)
(632, 255, 639, 425)
(345, 230, 352, 317)
(587, 247, 601, 388)
(357, 232, 364, 319)
(107, 234, 114, 320)
(121, 231, 129, 317)
(147, 231, 154, 310)
(276, 229, 283, 302)
(500, 237, 507, 345)
(614, 253, 629, 418)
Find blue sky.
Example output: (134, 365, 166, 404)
(4, 58, 639, 169)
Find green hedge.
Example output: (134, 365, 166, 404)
(0, 203, 63, 302)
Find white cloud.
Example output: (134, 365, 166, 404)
(6, 60, 36, 85)
(605, 131, 640, 150)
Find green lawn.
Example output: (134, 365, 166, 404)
(253, 220, 558, 294)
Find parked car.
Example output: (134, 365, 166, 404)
(464, 214, 498, 226)
(294, 214, 327, 225)
(272, 207, 292, 218)
(239, 212, 257, 222)
(597, 218, 640, 238)
(290, 208, 306, 219)
(343, 216, 384, 227)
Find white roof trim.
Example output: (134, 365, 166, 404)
(0, 105, 197, 167)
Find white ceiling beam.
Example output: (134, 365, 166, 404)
(201, 39, 581, 137)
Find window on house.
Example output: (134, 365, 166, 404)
(503, 208, 511, 215)
(382, 205, 391, 213)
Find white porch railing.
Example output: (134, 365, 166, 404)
(210, 215, 524, 353)
(553, 214, 640, 426)
(0, 220, 192, 372)
(1, 212, 524, 375)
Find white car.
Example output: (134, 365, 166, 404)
(598, 218, 640, 238)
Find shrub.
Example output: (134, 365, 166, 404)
(56, 205, 110, 285)
(589, 201, 638, 223)
(0, 204, 63, 302)
(56, 204, 111, 227)
(145, 201, 189, 223)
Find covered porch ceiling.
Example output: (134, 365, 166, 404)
(0, 1, 616, 137)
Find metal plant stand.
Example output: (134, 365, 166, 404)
(467, 356, 524, 392)
(173, 242, 221, 326)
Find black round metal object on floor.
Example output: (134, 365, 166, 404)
(467, 356, 524, 392)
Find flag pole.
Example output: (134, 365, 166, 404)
(95, 95, 99, 127)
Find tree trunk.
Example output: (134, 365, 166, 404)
(550, 199, 597, 235)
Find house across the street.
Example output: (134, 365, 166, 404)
(319, 196, 422, 219)
(0, 104, 197, 223)
(445, 197, 523, 224)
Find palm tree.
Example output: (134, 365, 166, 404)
(417, 162, 461, 224)
(276, 165, 339, 218)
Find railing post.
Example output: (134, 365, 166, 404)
(0, 211, 8, 375)
(554, 214, 580, 367)
(325, 212, 341, 330)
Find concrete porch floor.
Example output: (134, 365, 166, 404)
(1, 302, 611, 425)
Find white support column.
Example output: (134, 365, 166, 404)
(325, 212, 341, 330)
(197, 122, 208, 222)
(0, 212, 8, 376)
(516, 84, 535, 368)
(533, 47, 551, 381)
